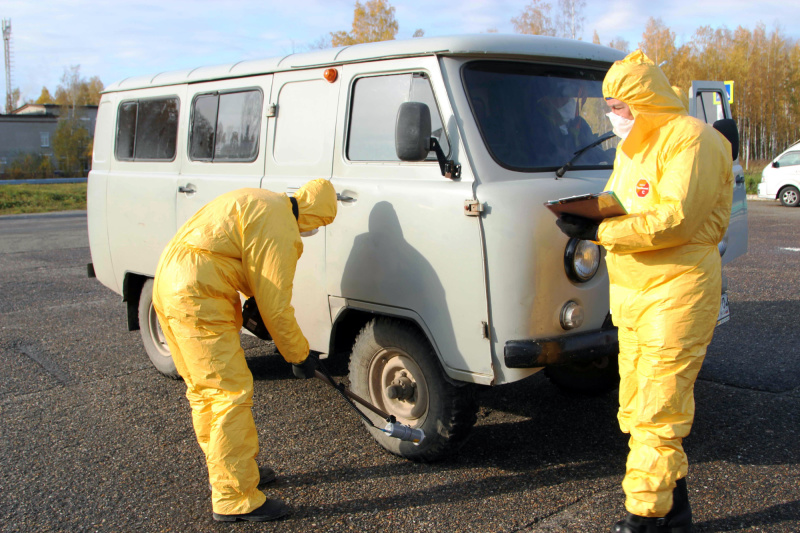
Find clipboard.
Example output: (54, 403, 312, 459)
(545, 190, 627, 223)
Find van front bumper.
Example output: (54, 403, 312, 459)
(504, 328, 619, 368)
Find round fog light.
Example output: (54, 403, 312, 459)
(560, 301, 584, 330)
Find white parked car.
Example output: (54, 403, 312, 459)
(758, 140, 800, 206)
(87, 35, 748, 461)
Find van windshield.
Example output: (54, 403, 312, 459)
(463, 61, 618, 171)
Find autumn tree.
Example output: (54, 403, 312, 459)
(511, 0, 556, 36)
(638, 17, 677, 66)
(35, 87, 55, 104)
(8, 87, 21, 111)
(608, 37, 630, 52)
(557, 0, 585, 39)
(54, 66, 104, 108)
(53, 116, 91, 176)
(592, 30, 601, 44)
(331, 0, 398, 46)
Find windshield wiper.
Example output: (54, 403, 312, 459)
(555, 131, 616, 178)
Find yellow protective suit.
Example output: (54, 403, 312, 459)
(597, 51, 733, 517)
(152, 179, 337, 515)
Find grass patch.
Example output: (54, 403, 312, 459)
(743, 160, 768, 195)
(0, 182, 87, 216)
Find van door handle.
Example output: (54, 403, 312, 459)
(178, 184, 196, 194)
(337, 193, 356, 203)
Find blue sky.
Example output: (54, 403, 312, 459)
(1, 0, 792, 105)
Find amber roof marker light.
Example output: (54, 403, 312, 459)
(324, 68, 338, 83)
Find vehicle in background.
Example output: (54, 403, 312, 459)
(758, 140, 800, 207)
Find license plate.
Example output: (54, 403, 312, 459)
(716, 293, 730, 326)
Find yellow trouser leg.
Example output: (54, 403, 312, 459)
(616, 325, 640, 435)
(621, 327, 708, 516)
(157, 309, 266, 516)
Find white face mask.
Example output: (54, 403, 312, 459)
(300, 228, 319, 238)
(606, 112, 635, 139)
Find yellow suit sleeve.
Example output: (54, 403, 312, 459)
(598, 136, 722, 254)
(241, 206, 310, 364)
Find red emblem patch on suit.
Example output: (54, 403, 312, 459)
(636, 179, 650, 197)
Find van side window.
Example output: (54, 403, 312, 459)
(347, 73, 448, 161)
(777, 151, 800, 167)
(115, 97, 179, 161)
(190, 89, 262, 162)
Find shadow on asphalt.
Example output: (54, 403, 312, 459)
(695, 500, 800, 532)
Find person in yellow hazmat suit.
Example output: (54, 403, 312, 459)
(152, 179, 337, 522)
(555, 51, 733, 532)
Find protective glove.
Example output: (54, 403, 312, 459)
(292, 353, 318, 379)
(556, 214, 599, 241)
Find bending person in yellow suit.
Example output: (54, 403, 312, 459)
(153, 179, 337, 522)
(556, 51, 733, 532)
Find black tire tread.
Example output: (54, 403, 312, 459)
(138, 279, 181, 380)
(348, 318, 477, 462)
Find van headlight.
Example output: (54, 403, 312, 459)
(564, 238, 601, 282)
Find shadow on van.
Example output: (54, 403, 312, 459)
(338, 201, 461, 369)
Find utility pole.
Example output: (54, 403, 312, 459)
(3, 19, 12, 113)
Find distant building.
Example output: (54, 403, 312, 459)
(0, 104, 98, 175)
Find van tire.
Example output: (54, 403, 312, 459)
(348, 318, 477, 462)
(544, 354, 619, 396)
(779, 185, 799, 207)
(138, 279, 180, 379)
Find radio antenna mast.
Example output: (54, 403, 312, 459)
(3, 19, 12, 113)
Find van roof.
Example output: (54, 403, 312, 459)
(104, 34, 625, 93)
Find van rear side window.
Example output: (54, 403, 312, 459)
(115, 97, 179, 161)
(189, 89, 263, 162)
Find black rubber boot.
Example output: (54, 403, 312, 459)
(212, 499, 290, 522)
(612, 478, 692, 533)
(209, 465, 277, 491)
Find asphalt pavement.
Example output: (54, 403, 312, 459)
(0, 202, 798, 532)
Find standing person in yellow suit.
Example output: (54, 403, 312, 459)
(152, 179, 337, 522)
(556, 51, 733, 532)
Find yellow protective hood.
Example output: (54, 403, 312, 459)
(603, 50, 687, 118)
(294, 178, 337, 233)
(603, 51, 687, 156)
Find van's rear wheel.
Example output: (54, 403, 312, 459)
(348, 318, 477, 462)
(779, 185, 799, 207)
(138, 279, 180, 379)
(544, 354, 619, 395)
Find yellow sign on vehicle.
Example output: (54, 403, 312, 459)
(713, 81, 734, 105)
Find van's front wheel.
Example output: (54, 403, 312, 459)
(779, 185, 799, 207)
(138, 279, 180, 379)
(348, 318, 477, 462)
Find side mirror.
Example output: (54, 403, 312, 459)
(712, 118, 739, 161)
(395, 102, 432, 162)
(772, 161, 780, 168)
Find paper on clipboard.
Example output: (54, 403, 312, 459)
(545, 190, 627, 223)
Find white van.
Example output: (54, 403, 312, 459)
(87, 35, 748, 461)
(758, 140, 800, 206)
